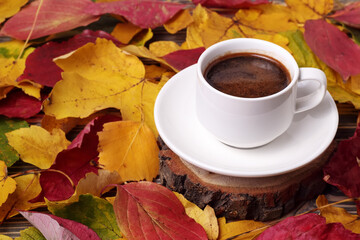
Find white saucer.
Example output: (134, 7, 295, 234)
(154, 65, 339, 177)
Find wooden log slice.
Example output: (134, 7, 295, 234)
(159, 139, 337, 222)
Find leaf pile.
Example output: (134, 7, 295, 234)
(0, 0, 360, 239)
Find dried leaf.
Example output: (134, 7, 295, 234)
(323, 123, 360, 214)
(48, 194, 122, 239)
(316, 195, 360, 233)
(98, 121, 159, 182)
(0, 0, 28, 23)
(0, 89, 42, 119)
(113, 182, 208, 240)
(0, 174, 44, 222)
(217, 217, 266, 240)
(174, 192, 219, 240)
(191, 0, 270, 8)
(6, 126, 70, 169)
(329, 2, 360, 28)
(0, 0, 100, 40)
(0, 117, 28, 167)
(304, 19, 360, 80)
(164, 9, 193, 34)
(0, 161, 16, 207)
(257, 213, 360, 239)
(163, 47, 205, 71)
(285, 0, 334, 23)
(85, 0, 186, 29)
(19, 211, 101, 240)
(19, 30, 121, 87)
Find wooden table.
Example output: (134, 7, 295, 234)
(1, 0, 359, 238)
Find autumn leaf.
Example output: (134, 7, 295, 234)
(18, 227, 46, 240)
(20, 211, 101, 239)
(6, 125, 70, 169)
(0, 0, 100, 40)
(0, 174, 44, 222)
(257, 213, 360, 239)
(164, 9, 194, 34)
(0, 161, 16, 207)
(191, 0, 270, 8)
(316, 195, 360, 233)
(304, 19, 360, 80)
(163, 47, 205, 71)
(174, 192, 219, 240)
(19, 30, 122, 87)
(0, 117, 28, 167)
(85, 0, 186, 29)
(111, 22, 143, 44)
(0, 235, 13, 240)
(217, 217, 267, 240)
(323, 123, 360, 214)
(0, 40, 33, 59)
(98, 121, 159, 182)
(285, 0, 333, 23)
(0, 0, 28, 23)
(44, 38, 161, 135)
(329, 2, 360, 28)
(0, 89, 42, 119)
(113, 182, 208, 240)
(48, 194, 122, 239)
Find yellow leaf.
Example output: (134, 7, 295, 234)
(6, 126, 70, 169)
(0, 174, 44, 221)
(144, 65, 175, 84)
(0, 161, 16, 207)
(174, 192, 219, 240)
(44, 38, 161, 135)
(285, 0, 334, 23)
(316, 195, 360, 233)
(16, 80, 42, 100)
(0, 235, 12, 240)
(130, 28, 153, 46)
(0, 40, 29, 58)
(164, 9, 193, 34)
(111, 22, 143, 44)
(0, 58, 25, 98)
(218, 217, 267, 240)
(0, 0, 28, 23)
(149, 41, 181, 57)
(98, 121, 159, 182)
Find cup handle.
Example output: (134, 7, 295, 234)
(295, 67, 327, 114)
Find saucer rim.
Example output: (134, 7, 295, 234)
(154, 64, 339, 177)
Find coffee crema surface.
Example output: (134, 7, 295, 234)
(204, 53, 291, 98)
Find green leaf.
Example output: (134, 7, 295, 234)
(48, 194, 122, 239)
(0, 117, 29, 167)
(15, 227, 46, 240)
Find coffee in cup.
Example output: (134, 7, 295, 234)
(196, 38, 327, 148)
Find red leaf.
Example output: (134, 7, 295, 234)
(20, 211, 100, 239)
(113, 182, 208, 240)
(191, 0, 270, 8)
(19, 30, 122, 87)
(304, 19, 360, 80)
(31, 115, 121, 202)
(85, 0, 186, 29)
(323, 123, 360, 214)
(163, 47, 205, 71)
(257, 213, 360, 239)
(0, 89, 42, 119)
(329, 2, 360, 28)
(0, 0, 99, 40)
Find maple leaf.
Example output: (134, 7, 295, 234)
(304, 19, 360, 80)
(113, 182, 208, 240)
(0, 161, 16, 207)
(0, 0, 99, 40)
(98, 121, 159, 182)
(6, 126, 70, 169)
(0, 0, 28, 23)
(20, 210, 101, 239)
(329, 2, 360, 28)
(19, 30, 122, 87)
(85, 0, 186, 29)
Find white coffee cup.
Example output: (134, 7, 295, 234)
(196, 38, 327, 148)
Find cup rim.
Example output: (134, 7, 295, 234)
(197, 38, 300, 101)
